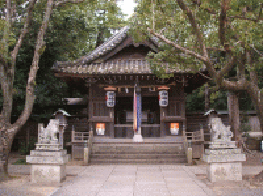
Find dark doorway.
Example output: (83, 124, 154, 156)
(114, 97, 133, 124)
(114, 97, 133, 138)
(142, 97, 160, 124)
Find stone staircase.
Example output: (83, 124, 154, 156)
(90, 136, 187, 165)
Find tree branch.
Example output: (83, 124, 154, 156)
(176, 0, 208, 57)
(221, 79, 249, 91)
(228, 15, 263, 22)
(250, 44, 263, 57)
(219, 0, 230, 47)
(54, 0, 85, 8)
(203, 8, 217, 15)
(147, 28, 208, 62)
(228, 3, 263, 22)
(12, 0, 55, 132)
(11, 0, 37, 66)
(216, 55, 236, 82)
(199, 72, 213, 80)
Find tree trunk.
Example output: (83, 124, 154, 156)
(0, 128, 15, 179)
(205, 82, 210, 112)
(0, 0, 55, 178)
(228, 91, 241, 147)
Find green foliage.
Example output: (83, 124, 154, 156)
(0, 0, 127, 121)
(12, 158, 29, 165)
(18, 137, 37, 155)
(240, 115, 251, 136)
(131, 0, 263, 113)
(130, 0, 263, 75)
(47, 0, 128, 60)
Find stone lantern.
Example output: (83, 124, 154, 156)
(53, 109, 71, 149)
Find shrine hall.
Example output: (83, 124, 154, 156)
(52, 26, 209, 141)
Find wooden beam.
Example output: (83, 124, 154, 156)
(104, 86, 117, 91)
(157, 86, 170, 90)
(99, 84, 173, 89)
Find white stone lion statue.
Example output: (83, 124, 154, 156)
(210, 118, 233, 142)
(40, 119, 59, 143)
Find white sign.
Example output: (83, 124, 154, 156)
(96, 123, 105, 135)
(106, 91, 115, 107)
(159, 90, 168, 107)
(171, 123, 179, 135)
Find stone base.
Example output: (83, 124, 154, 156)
(203, 153, 246, 163)
(26, 149, 68, 185)
(207, 162, 242, 182)
(26, 149, 68, 164)
(31, 164, 66, 184)
(208, 141, 237, 149)
(133, 134, 143, 142)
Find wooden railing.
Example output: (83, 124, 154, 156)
(185, 128, 204, 142)
(71, 124, 89, 142)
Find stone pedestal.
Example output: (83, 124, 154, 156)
(26, 149, 68, 184)
(133, 134, 143, 142)
(203, 116, 246, 183)
(203, 146, 246, 182)
(26, 119, 68, 185)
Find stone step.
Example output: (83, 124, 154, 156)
(90, 157, 187, 164)
(92, 141, 184, 145)
(89, 162, 187, 165)
(91, 144, 184, 154)
(91, 153, 186, 159)
(92, 136, 185, 144)
(89, 137, 187, 165)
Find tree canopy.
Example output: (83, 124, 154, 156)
(129, 0, 263, 131)
(0, 0, 128, 121)
(0, 0, 128, 177)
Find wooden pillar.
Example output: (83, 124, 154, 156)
(181, 86, 185, 119)
(88, 85, 93, 132)
(109, 107, 114, 138)
(228, 91, 241, 147)
(160, 107, 166, 137)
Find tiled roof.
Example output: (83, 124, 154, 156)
(52, 26, 199, 75)
(54, 60, 195, 74)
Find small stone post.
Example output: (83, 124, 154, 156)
(87, 129, 93, 165)
(83, 140, 88, 165)
(187, 141, 193, 165)
(200, 126, 205, 159)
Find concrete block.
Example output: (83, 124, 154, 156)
(31, 164, 66, 184)
(203, 153, 246, 163)
(207, 162, 242, 182)
(205, 148, 241, 154)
